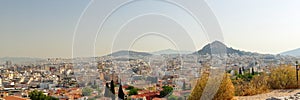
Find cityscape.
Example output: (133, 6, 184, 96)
(1, 41, 300, 100)
(1, 0, 300, 100)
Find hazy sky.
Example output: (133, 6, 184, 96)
(0, 0, 300, 58)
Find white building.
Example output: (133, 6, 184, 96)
(0, 75, 2, 87)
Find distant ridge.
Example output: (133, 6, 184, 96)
(106, 41, 263, 57)
(107, 50, 152, 57)
(194, 41, 255, 56)
(280, 48, 300, 57)
(152, 49, 193, 55)
(0, 57, 45, 64)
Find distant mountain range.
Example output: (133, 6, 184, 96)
(107, 49, 193, 57)
(280, 48, 300, 57)
(0, 57, 45, 64)
(107, 50, 152, 57)
(5, 41, 294, 63)
(7, 42, 299, 64)
(107, 41, 259, 57)
(151, 49, 193, 55)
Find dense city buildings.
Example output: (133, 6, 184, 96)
(0, 48, 298, 100)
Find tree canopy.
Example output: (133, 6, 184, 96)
(159, 86, 173, 98)
(118, 83, 125, 100)
(29, 90, 58, 100)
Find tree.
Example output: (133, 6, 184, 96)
(118, 83, 125, 100)
(160, 86, 173, 98)
(252, 67, 255, 75)
(239, 67, 242, 75)
(182, 81, 186, 90)
(126, 86, 134, 90)
(82, 87, 93, 96)
(188, 73, 234, 100)
(128, 88, 138, 96)
(29, 90, 58, 100)
(110, 80, 115, 100)
(104, 83, 110, 97)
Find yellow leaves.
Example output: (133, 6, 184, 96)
(188, 73, 234, 100)
(188, 65, 300, 99)
(269, 65, 299, 89)
(234, 65, 298, 96)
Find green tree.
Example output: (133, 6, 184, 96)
(252, 67, 255, 75)
(110, 80, 116, 100)
(182, 81, 186, 90)
(160, 86, 173, 98)
(118, 83, 125, 100)
(29, 90, 58, 100)
(82, 87, 93, 96)
(128, 88, 138, 96)
(104, 83, 110, 97)
(126, 86, 134, 90)
(239, 67, 242, 75)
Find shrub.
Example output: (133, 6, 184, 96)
(233, 73, 269, 96)
(269, 65, 299, 89)
(188, 73, 234, 100)
(236, 72, 259, 81)
(233, 65, 299, 96)
(250, 73, 269, 93)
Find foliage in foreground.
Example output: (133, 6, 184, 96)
(188, 73, 234, 100)
(233, 72, 269, 96)
(269, 65, 300, 89)
(233, 65, 300, 96)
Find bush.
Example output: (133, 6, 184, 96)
(250, 73, 269, 93)
(233, 65, 299, 96)
(269, 65, 299, 89)
(233, 73, 269, 96)
(236, 72, 258, 81)
(188, 73, 234, 100)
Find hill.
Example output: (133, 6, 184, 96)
(107, 50, 152, 57)
(194, 41, 254, 56)
(280, 48, 300, 57)
(0, 57, 45, 64)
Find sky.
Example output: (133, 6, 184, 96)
(0, 0, 300, 58)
